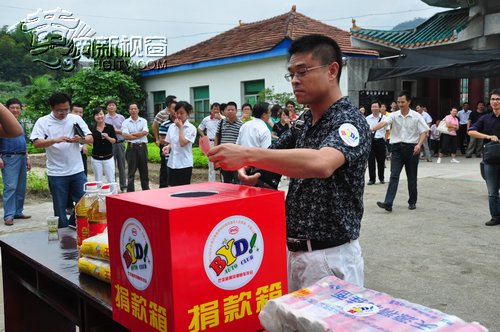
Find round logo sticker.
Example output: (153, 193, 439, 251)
(343, 303, 379, 317)
(204, 215, 264, 290)
(338, 123, 360, 147)
(120, 218, 153, 291)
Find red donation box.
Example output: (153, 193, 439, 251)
(107, 182, 287, 332)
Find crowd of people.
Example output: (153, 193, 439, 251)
(364, 92, 499, 227)
(0, 34, 498, 296)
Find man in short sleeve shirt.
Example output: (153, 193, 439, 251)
(121, 103, 149, 192)
(372, 91, 429, 211)
(468, 89, 500, 226)
(30, 92, 93, 227)
(209, 34, 371, 291)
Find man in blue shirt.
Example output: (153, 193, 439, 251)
(468, 89, 500, 226)
(0, 99, 32, 225)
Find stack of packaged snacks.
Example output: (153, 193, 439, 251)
(259, 276, 488, 332)
(78, 231, 111, 283)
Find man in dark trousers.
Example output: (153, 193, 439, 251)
(372, 91, 429, 211)
(468, 89, 500, 226)
(365, 100, 389, 185)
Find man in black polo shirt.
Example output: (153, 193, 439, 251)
(468, 89, 500, 226)
(209, 34, 371, 291)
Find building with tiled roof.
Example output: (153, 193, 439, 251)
(351, 8, 470, 54)
(349, 0, 500, 120)
(141, 6, 378, 121)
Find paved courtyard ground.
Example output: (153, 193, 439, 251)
(0, 155, 497, 331)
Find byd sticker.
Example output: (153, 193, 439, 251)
(204, 215, 264, 290)
(120, 218, 153, 291)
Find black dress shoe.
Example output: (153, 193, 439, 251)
(408, 204, 416, 210)
(367, 181, 375, 185)
(376, 201, 392, 212)
(380, 180, 385, 184)
(485, 219, 500, 226)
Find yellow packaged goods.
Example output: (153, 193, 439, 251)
(80, 232, 109, 260)
(78, 256, 111, 283)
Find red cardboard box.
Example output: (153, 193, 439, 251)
(107, 182, 287, 332)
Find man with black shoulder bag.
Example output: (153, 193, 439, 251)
(468, 88, 500, 226)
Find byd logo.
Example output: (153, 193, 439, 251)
(209, 233, 257, 276)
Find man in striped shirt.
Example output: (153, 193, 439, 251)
(152, 95, 176, 188)
(214, 101, 242, 184)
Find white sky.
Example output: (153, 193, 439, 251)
(0, 0, 449, 56)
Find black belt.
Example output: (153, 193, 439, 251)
(92, 153, 113, 160)
(116, 140, 124, 143)
(287, 238, 350, 252)
(373, 138, 385, 141)
(392, 142, 416, 146)
(128, 142, 146, 148)
(2, 152, 26, 155)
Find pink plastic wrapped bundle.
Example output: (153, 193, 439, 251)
(259, 276, 488, 332)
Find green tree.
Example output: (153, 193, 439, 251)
(0, 81, 29, 102)
(0, 24, 75, 85)
(60, 68, 145, 123)
(23, 75, 59, 123)
(258, 87, 296, 107)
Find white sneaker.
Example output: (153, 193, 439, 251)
(437, 158, 441, 164)
(450, 159, 460, 163)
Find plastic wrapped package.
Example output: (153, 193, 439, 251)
(78, 256, 111, 283)
(79, 231, 109, 261)
(259, 276, 488, 332)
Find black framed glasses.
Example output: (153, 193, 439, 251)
(284, 64, 329, 82)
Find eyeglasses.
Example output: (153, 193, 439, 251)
(285, 64, 330, 82)
(54, 109, 70, 114)
(490, 97, 500, 101)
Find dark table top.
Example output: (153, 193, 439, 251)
(0, 228, 113, 313)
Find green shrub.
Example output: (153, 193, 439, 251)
(0, 171, 49, 197)
(27, 171, 49, 193)
(27, 142, 45, 154)
(146, 143, 208, 167)
(147, 143, 161, 163)
(193, 147, 208, 168)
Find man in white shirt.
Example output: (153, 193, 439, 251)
(236, 102, 272, 148)
(122, 103, 149, 192)
(198, 103, 222, 181)
(365, 101, 389, 185)
(416, 104, 433, 162)
(457, 102, 471, 154)
(30, 92, 93, 227)
(371, 91, 429, 211)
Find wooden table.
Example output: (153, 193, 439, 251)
(0, 228, 129, 332)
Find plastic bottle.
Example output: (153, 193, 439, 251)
(75, 182, 100, 248)
(88, 184, 112, 238)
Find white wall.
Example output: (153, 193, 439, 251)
(143, 57, 293, 114)
(143, 55, 352, 118)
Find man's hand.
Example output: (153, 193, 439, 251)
(238, 167, 260, 186)
(162, 145, 170, 156)
(27, 158, 32, 171)
(488, 135, 499, 142)
(0, 158, 4, 169)
(208, 144, 248, 170)
(66, 135, 81, 143)
(413, 145, 421, 156)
